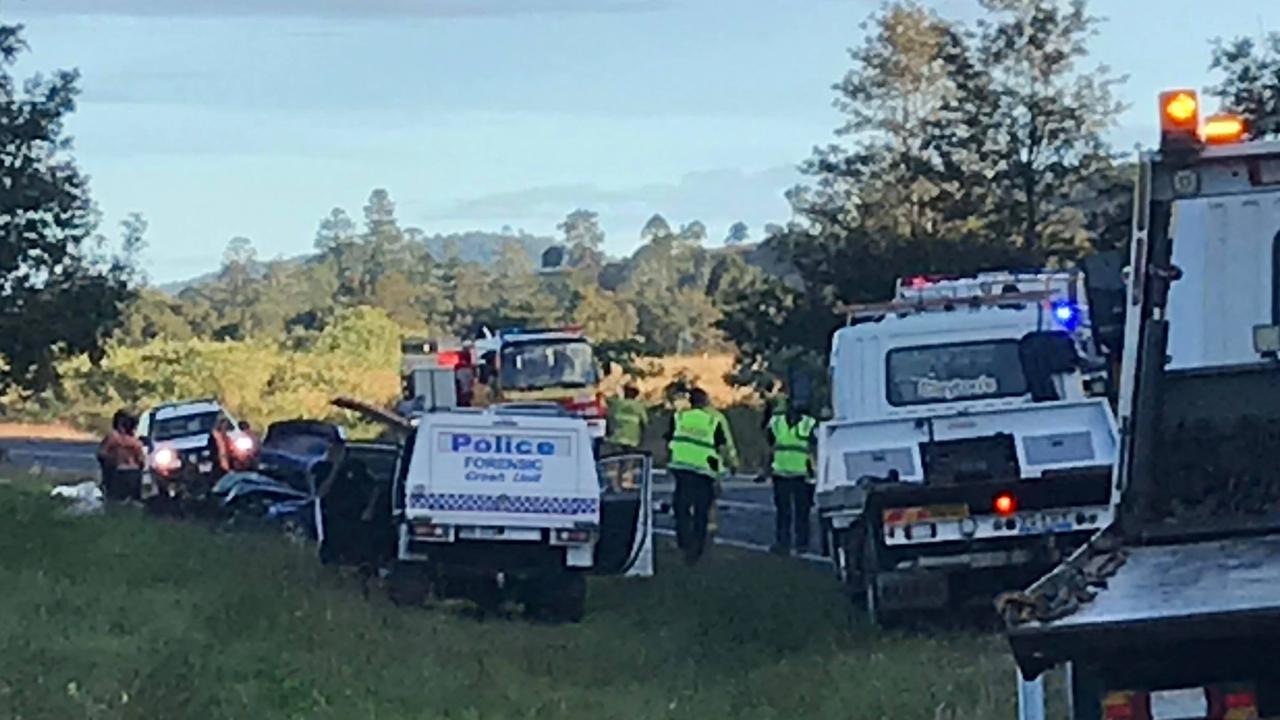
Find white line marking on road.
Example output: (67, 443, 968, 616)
(715, 499, 772, 512)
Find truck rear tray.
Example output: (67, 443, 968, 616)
(1006, 534, 1280, 679)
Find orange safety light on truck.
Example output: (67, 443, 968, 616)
(1201, 113, 1247, 145)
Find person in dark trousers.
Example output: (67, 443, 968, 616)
(96, 409, 129, 498)
(98, 411, 146, 502)
(665, 387, 729, 565)
(761, 401, 818, 554)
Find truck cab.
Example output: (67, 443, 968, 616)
(817, 273, 1119, 625)
(1004, 92, 1280, 720)
(471, 327, 608, 449)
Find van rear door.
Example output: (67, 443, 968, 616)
(410, 412, 598, 530)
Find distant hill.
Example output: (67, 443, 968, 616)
(156, 232, 556, 296)
(421, 231, 556, 266)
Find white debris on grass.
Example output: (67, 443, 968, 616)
(50, 480, 104, 516)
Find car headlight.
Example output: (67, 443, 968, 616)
(152, 448, 180, 471)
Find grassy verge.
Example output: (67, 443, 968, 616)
(0, 479, 1021, 720)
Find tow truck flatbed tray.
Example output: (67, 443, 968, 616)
(1007, 534, 1280, 678)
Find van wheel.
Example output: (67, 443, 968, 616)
(388, 564, 430, 607)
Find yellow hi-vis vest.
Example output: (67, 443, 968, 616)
(770, 413, 816, 478)
(607, 398, 647, 448)
(706, 407, 738, 477)
(668, 408, 720, 477)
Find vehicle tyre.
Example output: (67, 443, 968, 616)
(829, 529, 846, 582)
(863, 571, 892, 628)
(859, 521, 896, 628)
(388, 563, 431, 607)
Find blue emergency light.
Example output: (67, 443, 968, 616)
(1052, 301, 1081, 332)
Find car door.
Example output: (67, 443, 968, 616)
(593, 451, 654, 577)
(316, 442, 402, 567)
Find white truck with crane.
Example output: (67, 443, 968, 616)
(1004, 91, 1280, 720)
(816, 271, 1120, 626)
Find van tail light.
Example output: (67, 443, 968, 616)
(411, 522, 450, 541)
(562, 394, 606, 419)
(553, 528, 595, 545)
(1208, 684, 1259, 719)
(1103, 691, 1151, 720)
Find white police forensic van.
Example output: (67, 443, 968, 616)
(388, 403, 652, 621)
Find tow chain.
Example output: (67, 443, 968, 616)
(995, 539, 1128, 625)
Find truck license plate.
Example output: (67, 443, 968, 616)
(1018, 511, 1073, 535)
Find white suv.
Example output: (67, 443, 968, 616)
(138, 399, 250, 501)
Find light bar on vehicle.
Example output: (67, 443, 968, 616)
(837, 289, 1055, 322)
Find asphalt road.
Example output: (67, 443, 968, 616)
(651, 471, 825, 562)
(0, 437, 826, 563)
(0, 438, 100, 474)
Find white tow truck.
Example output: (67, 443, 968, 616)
(1005, 91, 1280, 720)
(817, 272, 1120, 625)
(381, 403, 653, 622)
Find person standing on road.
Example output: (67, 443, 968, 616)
(703, 402, 739, 537)
(762, 402, 818, 555)
(665, 387, 729, 565)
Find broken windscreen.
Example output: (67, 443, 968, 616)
(886, 340, 1028, 406)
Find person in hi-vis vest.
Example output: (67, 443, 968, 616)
(665, 387, 731, 565)
(760, 401, 818, 554)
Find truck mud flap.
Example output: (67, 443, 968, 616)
(875, 570, 948, 610)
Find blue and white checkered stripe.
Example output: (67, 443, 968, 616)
(408, 492, 598, 516)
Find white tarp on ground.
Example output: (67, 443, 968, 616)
(50, 481, 104, 516)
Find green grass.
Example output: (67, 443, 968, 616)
(0, 478, 1023, 720)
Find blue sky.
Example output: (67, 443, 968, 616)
(7, 0, 1280, 283)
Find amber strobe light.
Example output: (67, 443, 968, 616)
(993, 492, 1017, 516)
(1159, 89, 1200, 146)
(1201, 113, 1247, 145)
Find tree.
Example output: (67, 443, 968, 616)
(1210, 33, 1280, 138)
(972, 0, 1124, 260)
(641, 214, 672, 242)
(314, 207, 360, 300)
(557, 208, 605, 281)
(213, 236, 261, 339)
(679, 220, 707, 244)
(717, 0, 1125, 390)
(724, 221, 750, 245)
(0, 24, 138, 392)
(558, 208, 604, 251)
(360, 188, 410, 298)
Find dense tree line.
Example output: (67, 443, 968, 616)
(119, 196, 747, 358)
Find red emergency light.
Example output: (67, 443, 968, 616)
(435, 350, 464, 369)
(993, 492, 1017, 517)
